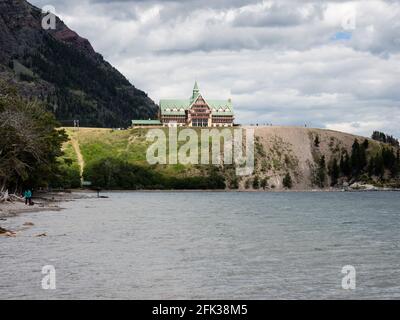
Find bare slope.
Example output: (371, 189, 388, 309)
(250, 126, 378, 190)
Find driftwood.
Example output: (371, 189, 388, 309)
(0, 190, 24, 203)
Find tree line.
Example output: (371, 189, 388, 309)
(371, 131, 399, 148)
(326, 138, 399, 187)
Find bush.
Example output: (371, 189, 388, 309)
(252, 176, 260, 189)
(83, 158, 226, 190)
(50, 159, 81, 189)
(260, 177, 268, 190)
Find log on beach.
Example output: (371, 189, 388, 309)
(0, 190, 24, 203)
(0, 226, 16, 237)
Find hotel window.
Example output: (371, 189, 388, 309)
(192, 119, 208, 127)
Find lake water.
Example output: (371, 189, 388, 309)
(1, 191, 400, 299)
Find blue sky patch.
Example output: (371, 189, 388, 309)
(332, 31, 352, 41)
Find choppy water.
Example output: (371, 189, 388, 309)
(0, 191, 400, 299)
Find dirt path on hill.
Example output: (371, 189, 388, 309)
(70, 136, 84, 185)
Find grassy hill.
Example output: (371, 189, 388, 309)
(61, 127, 228, 190)
(58, 127, 399, 190)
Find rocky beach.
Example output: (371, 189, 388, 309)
(0, 191, 89, 237)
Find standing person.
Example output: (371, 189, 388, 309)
(24, 189, 32, 205)
(24, 190, 28, 205)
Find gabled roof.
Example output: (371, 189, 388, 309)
(159, 100, 187, 115)
(209, 99, 234, 116)
(159, 82, 234, 116)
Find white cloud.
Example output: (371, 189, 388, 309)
(29, 0, 400, 138)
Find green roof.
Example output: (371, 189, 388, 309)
(159, 99, 187, 115)
(160, 82, 234, 116)
(131, 120, 162, 125)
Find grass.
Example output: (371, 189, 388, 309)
(62, 127, 219, 179)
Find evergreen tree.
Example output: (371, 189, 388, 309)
(360, 144, 367, 171)
(350, 139, 367, 177)
(382, 148, 396, 170)
(372, 131, 399, 147)
(283, 172, 293, 189)
(340, 151, 351, 177)
(374, 153, 385, 178)
(260, 178, 268, 190)
(0, 81, 68, 191)
(252, 176, 260, 189)
(362, 139, 369, 150)
(396, 149, 400, 178)
(329, 158, 340, 186)
(316, 156, 327, 188)
(381, 147, 398, 178)
(367, 157, 375, 177)
(350, 139, 360, 176)
(314, 135, 320, 147)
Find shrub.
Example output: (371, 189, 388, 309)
(83, 157, 226, 190)
(252, 176, 260, 189)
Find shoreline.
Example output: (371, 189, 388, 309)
(0, 191, 90, 219)
(75, 187, 400, 193)
(0, 191, 93, 237)
(1, 186, 398, 218)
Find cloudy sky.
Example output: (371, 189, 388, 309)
(31, 0, 400, 137)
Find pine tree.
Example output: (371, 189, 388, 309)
(330, 158, 340, 186)
(367, 157, 375, 177)
(252, 176, 260, 189)
(350, 139, 367, 177)
(340, 151, 351, 177)
(314, 135, 320, 147)
(260, 178, 268, 190)
(350, 139, 360, 176)
(374, 153, 385, 178)
(316, 155, 327, 188)
(397, 149, 400, 178)
(283, 173, 293, 189)
(360, 144, 367, 171)
(362, 139, 369, 150)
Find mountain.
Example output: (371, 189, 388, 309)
(0, 0, 158, 127)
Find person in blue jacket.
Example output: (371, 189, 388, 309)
(24, 189, 33, 205)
